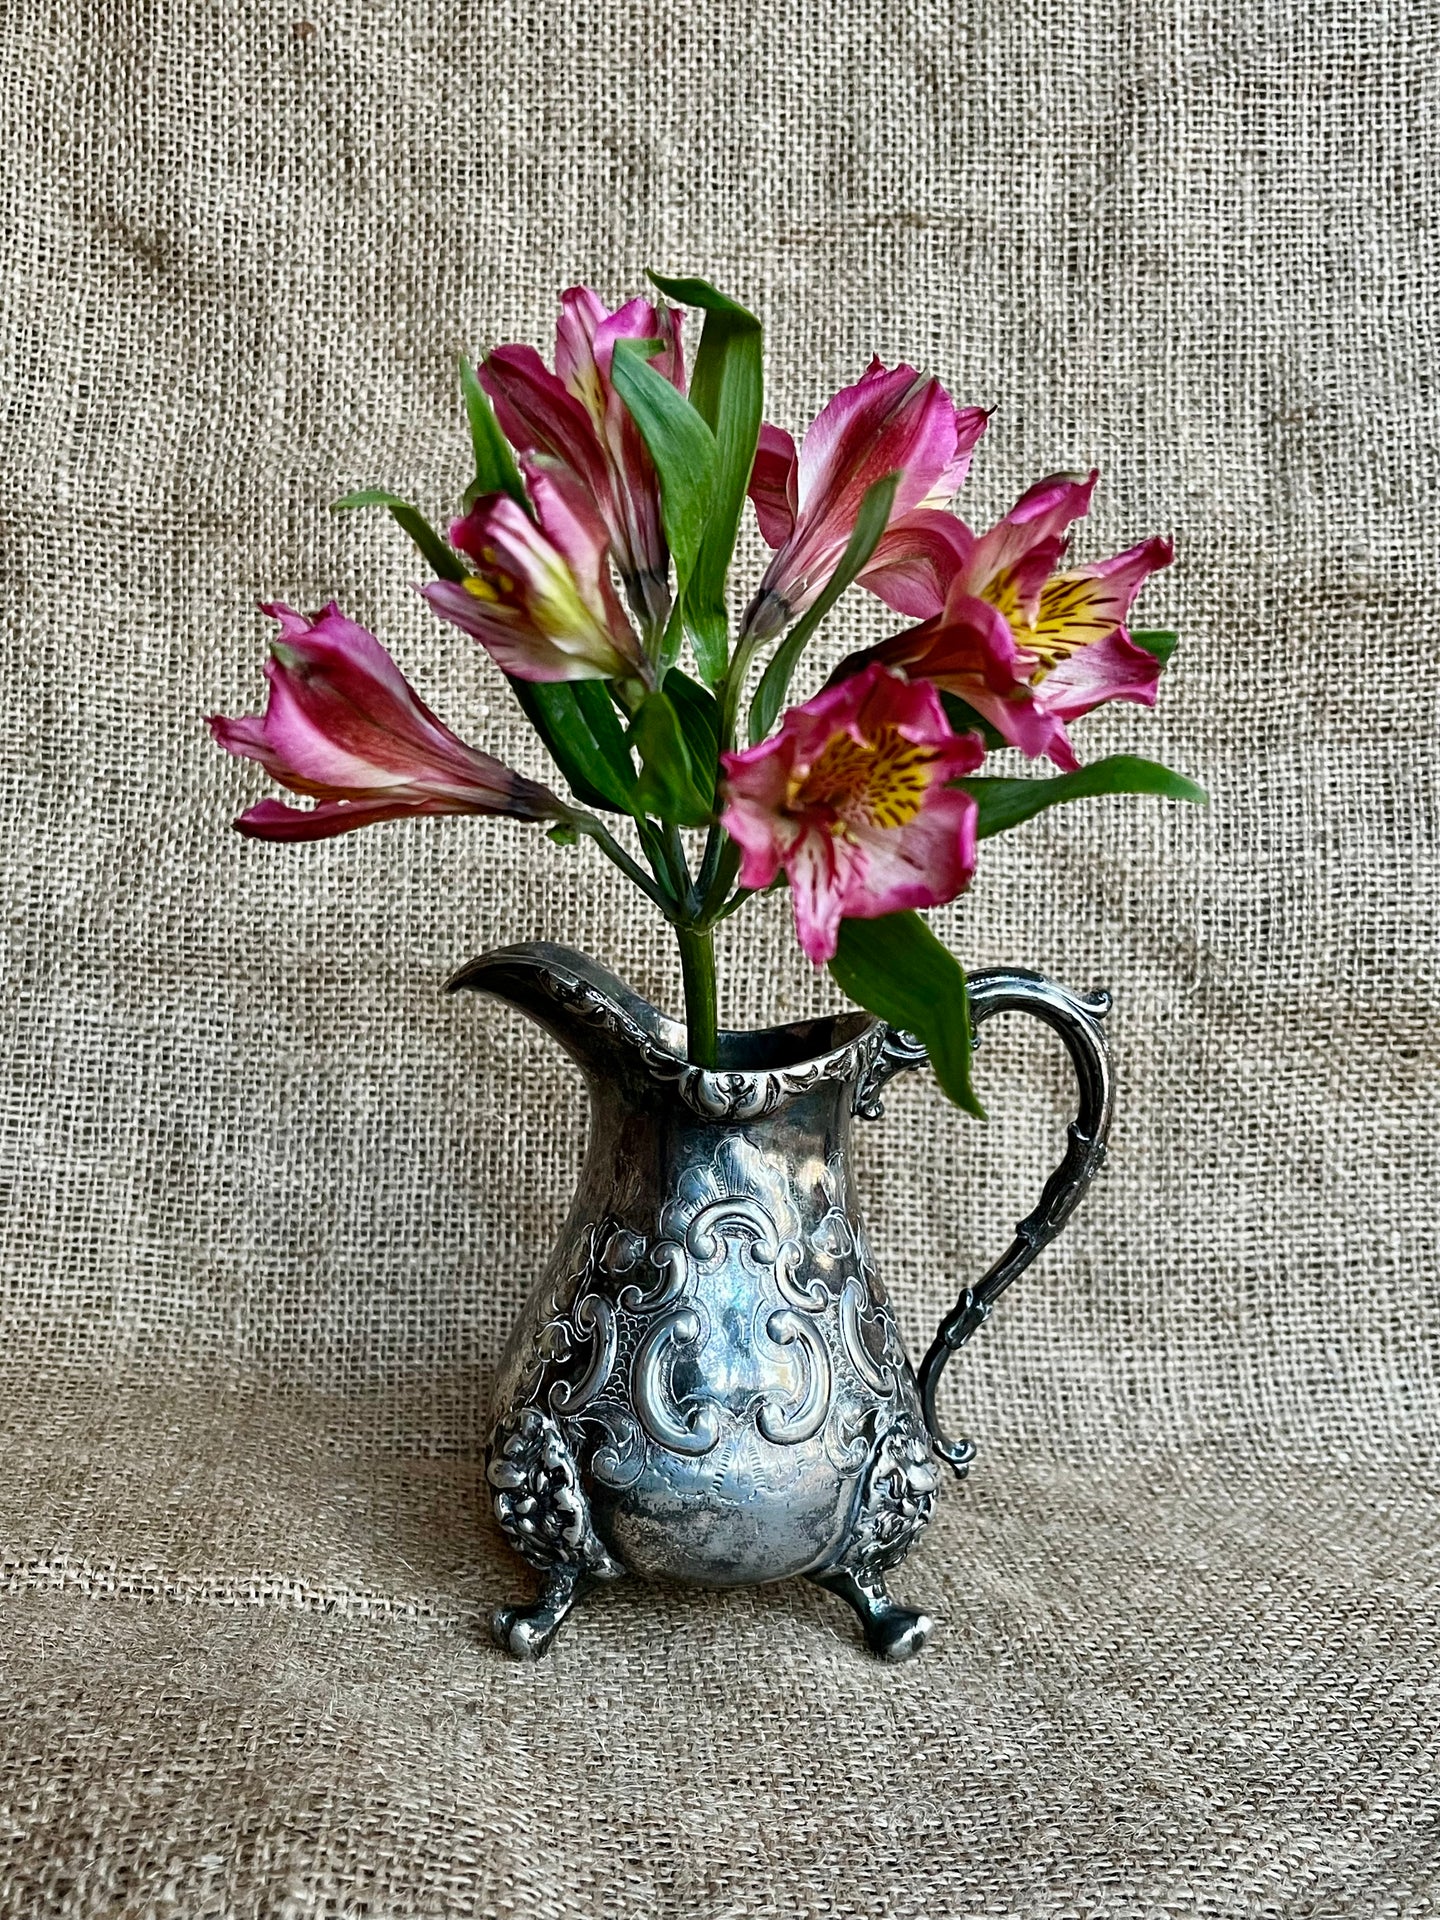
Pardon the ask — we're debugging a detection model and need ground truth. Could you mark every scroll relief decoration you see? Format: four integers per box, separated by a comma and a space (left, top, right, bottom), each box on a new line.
488, 1135, 930, 1571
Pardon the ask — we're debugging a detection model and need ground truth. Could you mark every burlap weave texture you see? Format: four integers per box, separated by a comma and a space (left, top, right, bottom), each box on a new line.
2, 0, 1437, 1913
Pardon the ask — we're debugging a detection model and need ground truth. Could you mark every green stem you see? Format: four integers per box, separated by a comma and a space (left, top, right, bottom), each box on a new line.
714, 886, 757, 923
571, 814, 676, 918
717, 633, 762, 752
676, 923, 718, 1067
663, 823, 696, 912
693, 631, 764, 916
695, 837, 742, 927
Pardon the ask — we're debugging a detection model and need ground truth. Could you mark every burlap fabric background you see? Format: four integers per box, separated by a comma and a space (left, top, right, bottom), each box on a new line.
3, 0, 1437, 1913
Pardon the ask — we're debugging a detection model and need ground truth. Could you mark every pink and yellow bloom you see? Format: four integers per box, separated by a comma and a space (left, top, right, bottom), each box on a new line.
480, 288, 685, 638
743, 359, 989, 642
853, 472, 1173, 771
208, 603, 562, 841
719, 664, 983, 966
423, 462, 648, 684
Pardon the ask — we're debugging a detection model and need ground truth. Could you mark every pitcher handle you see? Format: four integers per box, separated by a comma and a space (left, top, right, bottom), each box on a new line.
858, 968, 1114, 1477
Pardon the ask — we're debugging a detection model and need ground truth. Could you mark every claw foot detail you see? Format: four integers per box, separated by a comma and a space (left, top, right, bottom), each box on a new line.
491, 1566, 584, 1661
808, 1402, 940, 1659
810, 1564, 933, 1663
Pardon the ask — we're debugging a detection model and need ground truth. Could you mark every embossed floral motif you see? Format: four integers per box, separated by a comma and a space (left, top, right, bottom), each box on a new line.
487, 1407, 621, 1577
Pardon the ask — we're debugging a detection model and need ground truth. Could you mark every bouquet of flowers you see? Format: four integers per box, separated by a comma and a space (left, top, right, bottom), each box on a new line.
211, 275, 1202, 1112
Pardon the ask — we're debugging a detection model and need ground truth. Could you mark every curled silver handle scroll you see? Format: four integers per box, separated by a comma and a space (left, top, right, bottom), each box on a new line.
859, 969, 1114, 1477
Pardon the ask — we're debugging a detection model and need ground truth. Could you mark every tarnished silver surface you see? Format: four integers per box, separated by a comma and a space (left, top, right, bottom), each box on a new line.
449, 941, 1113, 1663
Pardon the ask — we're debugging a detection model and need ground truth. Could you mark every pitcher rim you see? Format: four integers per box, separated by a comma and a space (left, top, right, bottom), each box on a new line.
449, 941, 890, 1114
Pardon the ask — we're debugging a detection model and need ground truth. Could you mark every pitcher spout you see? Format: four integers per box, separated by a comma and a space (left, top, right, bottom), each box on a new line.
446, 941, 684, 1085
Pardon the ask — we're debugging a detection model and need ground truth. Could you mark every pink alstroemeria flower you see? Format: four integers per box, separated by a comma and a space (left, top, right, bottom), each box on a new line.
855, 473, 1174, 771
719, 664, 983, 966
423, 462, 649, 684
208, 603, 563, 842
480, 288, 685, 637
742, 359, 989, 642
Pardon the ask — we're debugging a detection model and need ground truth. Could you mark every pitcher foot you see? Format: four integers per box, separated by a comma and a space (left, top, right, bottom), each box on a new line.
810, 1565, 933, 1663
492, 1564, 585, 1661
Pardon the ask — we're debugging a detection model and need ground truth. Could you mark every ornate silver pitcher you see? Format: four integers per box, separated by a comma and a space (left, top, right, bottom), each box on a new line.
452, 941, 1112, 1663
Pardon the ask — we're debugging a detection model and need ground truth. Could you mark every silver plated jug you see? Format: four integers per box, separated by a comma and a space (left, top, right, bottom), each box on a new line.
452, 941, 1112, 1663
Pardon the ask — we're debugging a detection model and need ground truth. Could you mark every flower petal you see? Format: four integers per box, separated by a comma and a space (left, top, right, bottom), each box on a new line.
786, 824, 855, 965
845, 786, 978, 920
1034, 628, 1163, 723
916, 404, 991, 506
235, 794, 479, 841
857, 509, 976, 619
478, 345, 609, 502
210, 605, 562, 830
434, 464, 645, 682
967, 470, 1098, 596
747, 422, 800, 547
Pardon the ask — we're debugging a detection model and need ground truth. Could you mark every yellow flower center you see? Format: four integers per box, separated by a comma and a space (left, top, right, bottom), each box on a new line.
984, 571, 1115, 680
792, 726, 937, 835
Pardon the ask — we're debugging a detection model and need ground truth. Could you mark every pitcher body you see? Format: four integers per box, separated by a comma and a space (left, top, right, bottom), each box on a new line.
455, 942, 1112, 1662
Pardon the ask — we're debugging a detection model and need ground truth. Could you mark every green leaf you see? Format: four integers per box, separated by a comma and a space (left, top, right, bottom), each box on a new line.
332, 489, 465, 583
610, 338, 719, 602
627, 689, 714, 828
649, 273, 764, 687
748, 471, 900, 745
458, 357, 528, 511
957, 754, 1208, 840
656, 599, 687, 678
572, 679, 639, 792
1130, 628, 1179, 667
829, 911, 983, 1117
508, 680, 636, 815
662, 668, 721, 809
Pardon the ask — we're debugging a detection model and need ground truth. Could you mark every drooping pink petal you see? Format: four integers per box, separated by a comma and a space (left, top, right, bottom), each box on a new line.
427, 462, 647, 683
747, 423, 800, 547
742, 361, 988, 639
234, 794, 487, 842
1034, 629, 1163, 723
210, 604, 563, 838
856, 509, 976, 620
784, 823, 855, 966
719, 663, 983, 966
